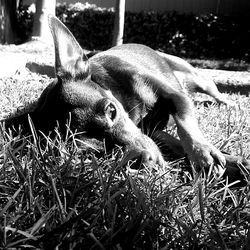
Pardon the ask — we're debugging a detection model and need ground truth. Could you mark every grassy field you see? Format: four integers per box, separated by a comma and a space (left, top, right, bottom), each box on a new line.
0, 63, 250, 249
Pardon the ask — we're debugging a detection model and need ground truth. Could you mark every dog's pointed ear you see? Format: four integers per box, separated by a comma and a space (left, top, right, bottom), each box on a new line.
48, 14, 89, 78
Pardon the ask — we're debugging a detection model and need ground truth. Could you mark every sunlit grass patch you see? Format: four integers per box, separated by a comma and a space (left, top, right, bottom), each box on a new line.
0, 72, 51, 120
0, 69, 250, 248
195, 93, 250, 158
1, 124, 250, 249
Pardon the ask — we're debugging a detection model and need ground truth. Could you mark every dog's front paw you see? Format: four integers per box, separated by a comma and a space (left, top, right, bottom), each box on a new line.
188, 142, 226, 174
121, 147, 165, 169
222, 154, 250, 186
141, 149, 165, 167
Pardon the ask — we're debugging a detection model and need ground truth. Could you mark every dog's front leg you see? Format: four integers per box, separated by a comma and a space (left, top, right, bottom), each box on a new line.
169, 93, 226, 172
176, 113, 225, 172
153, 130, 250, 185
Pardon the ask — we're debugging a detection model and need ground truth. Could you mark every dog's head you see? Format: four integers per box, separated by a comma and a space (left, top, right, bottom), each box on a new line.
31, 15, 164, 166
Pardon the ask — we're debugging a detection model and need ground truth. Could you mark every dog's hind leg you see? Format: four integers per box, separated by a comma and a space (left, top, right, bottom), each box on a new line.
156, 51, 230, 105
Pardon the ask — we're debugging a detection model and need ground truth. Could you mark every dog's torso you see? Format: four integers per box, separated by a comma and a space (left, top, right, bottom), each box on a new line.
89, 44, 183, 126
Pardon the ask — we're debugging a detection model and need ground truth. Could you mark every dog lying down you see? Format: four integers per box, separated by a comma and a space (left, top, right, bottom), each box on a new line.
2, 15, 249, 184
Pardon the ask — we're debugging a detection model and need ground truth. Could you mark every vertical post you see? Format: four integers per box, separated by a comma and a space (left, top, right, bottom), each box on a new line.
0, 0, 17, 44
216, 0, 221, 15
32, 0, 55, 43
112, 0, 125, 47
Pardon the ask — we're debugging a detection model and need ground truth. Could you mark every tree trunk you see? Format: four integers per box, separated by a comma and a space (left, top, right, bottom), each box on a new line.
112, 0, 125, 47
0, 0, 17, 44
32, 0, 55, 43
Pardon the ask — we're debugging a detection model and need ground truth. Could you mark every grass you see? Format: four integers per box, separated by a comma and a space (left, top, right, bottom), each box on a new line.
0, 71, 250, 249
188, 58, 250, 72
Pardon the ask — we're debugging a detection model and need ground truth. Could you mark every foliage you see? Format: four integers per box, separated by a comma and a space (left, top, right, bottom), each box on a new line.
56, 3, 115, 52
16, 4, 34, 44
16, 2, 250, 62
55, 3, 250, 61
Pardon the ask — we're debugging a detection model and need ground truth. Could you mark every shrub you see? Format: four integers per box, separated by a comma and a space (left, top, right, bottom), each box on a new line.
16, 4, 34, 43
16, 2, 250, 61
55, 3, 250, 62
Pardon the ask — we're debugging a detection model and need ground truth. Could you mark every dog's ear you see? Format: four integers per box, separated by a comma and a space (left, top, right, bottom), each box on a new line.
48, 14, 89, 78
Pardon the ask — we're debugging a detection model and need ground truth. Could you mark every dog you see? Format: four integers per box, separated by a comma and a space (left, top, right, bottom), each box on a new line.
3, 15, 249, 182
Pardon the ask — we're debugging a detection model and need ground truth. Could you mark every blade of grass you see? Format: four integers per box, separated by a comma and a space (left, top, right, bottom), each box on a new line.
198, 181, 205, 221
0, 185, 23, 217
30, 205, 57, 235
5, 226, 37, 241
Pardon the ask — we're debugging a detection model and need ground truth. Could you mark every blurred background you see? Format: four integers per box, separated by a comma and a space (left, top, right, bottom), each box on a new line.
0, 0, 249, 67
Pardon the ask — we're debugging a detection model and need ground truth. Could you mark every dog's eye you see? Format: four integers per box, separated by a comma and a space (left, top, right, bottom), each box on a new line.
105, 103, 116, 121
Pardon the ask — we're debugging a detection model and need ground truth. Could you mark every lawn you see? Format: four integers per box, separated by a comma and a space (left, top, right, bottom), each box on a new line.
0, 44, 250, 249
